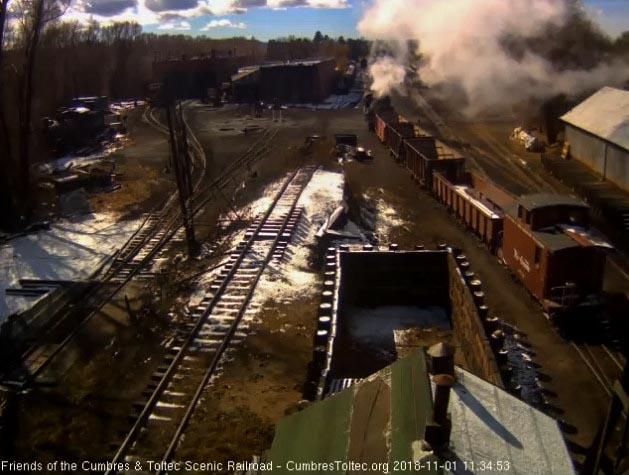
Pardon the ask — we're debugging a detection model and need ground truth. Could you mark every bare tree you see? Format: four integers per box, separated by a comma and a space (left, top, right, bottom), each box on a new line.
0, 0, 10, 152
13, 0, 69, 220
0, 0, 18, 228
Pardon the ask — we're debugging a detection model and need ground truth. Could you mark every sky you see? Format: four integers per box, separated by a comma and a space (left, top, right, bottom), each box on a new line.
62, 0, 629, 40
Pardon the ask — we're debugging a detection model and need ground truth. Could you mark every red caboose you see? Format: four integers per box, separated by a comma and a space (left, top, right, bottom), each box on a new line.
501, 194, 606, 312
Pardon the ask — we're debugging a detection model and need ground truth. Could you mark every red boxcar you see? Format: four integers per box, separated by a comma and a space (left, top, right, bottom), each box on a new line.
501, 193, 606, 310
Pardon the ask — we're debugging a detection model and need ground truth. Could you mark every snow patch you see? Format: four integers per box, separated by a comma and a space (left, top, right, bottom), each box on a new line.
0, 213, 141, 320
362, 189, 407, 242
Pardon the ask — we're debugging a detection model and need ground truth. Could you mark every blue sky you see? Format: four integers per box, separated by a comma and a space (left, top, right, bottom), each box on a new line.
192, 5, 363, 40
585, 0, 629, 38
64, 0, 628, 40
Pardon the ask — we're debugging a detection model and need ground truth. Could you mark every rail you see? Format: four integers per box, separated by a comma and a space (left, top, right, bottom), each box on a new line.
106, 166, 317, 474
6, 103, 278, 386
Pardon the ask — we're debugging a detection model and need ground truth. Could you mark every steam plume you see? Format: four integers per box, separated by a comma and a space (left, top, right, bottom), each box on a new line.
358, 0, 628, 115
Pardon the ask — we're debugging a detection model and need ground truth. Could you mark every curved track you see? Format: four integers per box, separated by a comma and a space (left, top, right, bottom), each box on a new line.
106, 166, 317, 475
6, 103, 278, 386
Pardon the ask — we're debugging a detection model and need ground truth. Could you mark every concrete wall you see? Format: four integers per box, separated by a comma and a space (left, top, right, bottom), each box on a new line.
448, 255, 503, 388
566, 125, 629, 193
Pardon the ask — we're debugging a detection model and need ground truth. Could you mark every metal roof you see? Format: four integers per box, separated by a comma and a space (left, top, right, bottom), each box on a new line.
231, 68, 259, 83
532, 230, 581, 252
448, 368, 575, 474
268, 350, 432, 473
260, 57, 333, 68
518, 193, 587, 211
560, 86, 629, 151
266, 349, 574, 474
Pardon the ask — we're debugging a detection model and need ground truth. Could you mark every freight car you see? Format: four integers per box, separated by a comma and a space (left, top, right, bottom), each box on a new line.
433, 172, 503, 253
374, 109, 399, 142
386, 122, 417, 160
501, 194, 606, 311
404, 137, 465, 187
367, 106, 609, 316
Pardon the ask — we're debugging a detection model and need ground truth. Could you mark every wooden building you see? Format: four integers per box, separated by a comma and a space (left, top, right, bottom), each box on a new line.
154, 54, 254, 100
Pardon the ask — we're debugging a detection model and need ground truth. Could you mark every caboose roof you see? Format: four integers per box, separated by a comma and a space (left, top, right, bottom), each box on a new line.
517, 193, 588, 211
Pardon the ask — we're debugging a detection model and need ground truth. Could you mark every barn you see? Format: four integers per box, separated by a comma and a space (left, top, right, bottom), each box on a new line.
560, 87, 629, 193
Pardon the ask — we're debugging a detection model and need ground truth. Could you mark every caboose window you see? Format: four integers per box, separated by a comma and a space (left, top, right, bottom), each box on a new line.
534, 246, 541, 265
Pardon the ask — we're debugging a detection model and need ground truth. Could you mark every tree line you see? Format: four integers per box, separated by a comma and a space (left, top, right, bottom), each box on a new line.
0, 1, 368, 230
267, 31, 369, 70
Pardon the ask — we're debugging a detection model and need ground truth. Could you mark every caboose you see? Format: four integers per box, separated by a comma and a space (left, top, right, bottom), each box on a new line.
501, 193, 606, 313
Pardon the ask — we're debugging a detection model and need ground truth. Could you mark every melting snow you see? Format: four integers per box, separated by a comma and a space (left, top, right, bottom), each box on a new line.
0, 213, 141, 320
361, 189, 407, 243
186, 169, 345, 336
346, 305, 450, 347
249, 169, 345, 307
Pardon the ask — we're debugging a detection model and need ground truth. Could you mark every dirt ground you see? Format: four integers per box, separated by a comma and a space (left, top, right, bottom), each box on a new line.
177, 104, 612, 471
89, 109, 175, 218
9, 99, 625, 473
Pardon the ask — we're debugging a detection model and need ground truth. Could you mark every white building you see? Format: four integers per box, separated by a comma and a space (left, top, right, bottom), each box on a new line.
561, 87, 629, 193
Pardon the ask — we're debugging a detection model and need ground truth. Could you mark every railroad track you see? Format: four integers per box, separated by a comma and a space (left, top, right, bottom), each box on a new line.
143, 106, 169, 135
106, 166, 317, 475
4, 104, 205, 384
572, 342, 626, 397
408, 89, 550, 195
469, 123, 550, 193
6, 103, 278, 386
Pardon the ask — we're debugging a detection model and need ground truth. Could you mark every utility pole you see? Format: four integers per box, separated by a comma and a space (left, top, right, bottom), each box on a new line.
586, 365, 629, 474
165, 101, 200, 258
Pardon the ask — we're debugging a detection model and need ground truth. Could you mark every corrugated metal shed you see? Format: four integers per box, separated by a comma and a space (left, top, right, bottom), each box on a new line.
560, 87, 629, 152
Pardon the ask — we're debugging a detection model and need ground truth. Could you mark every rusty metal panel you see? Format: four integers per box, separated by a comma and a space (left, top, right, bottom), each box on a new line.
546, 247, 606, 297
375, 111, 399, 143
479, 214, 486, 239
469, 171, 516, 209
387, 123, 416, 159
502, 216, 548, 301
471, 207, 478, 234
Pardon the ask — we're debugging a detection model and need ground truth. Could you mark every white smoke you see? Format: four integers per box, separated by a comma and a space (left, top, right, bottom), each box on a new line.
359, 0, 628, 115
369, 56, 406, 98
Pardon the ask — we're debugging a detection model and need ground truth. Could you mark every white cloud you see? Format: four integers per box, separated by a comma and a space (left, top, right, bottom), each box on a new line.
305, 0, 349, 8
157, 20, 192, 30
201, 18, 247, 29
266, 0, 348, 8
62, 0, 349, 28
63, 0, 161, 26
